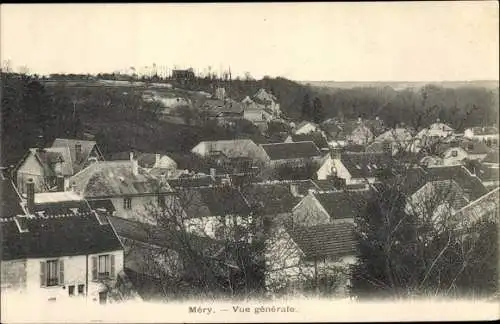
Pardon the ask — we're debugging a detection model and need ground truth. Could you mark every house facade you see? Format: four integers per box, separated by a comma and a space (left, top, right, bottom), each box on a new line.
464, 126, 499, 146
260, 141, 324, 168
1, 182, 124, 304
191, 139, 267, 162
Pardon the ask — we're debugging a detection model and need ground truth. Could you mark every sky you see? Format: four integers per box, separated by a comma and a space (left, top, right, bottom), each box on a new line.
1, 2, 498, 81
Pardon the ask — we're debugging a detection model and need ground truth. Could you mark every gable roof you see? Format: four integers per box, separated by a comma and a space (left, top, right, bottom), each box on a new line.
240, 182, 302, 215
25, 147, 73, 177
70, 161, 171, 198
289, 132, 329, 150
167, 175, 216, 189
51, 138, 99, 173
192, 139, 263, 160
425, 165, 488, 200
180, 186, 250, 219
374, 128, 413, 143
253, 88, 277, 104
469, 126, 499, 136
340, 152, 392, 178
452, 187, 499, 226
312, 189, 372, 220
1, 209, 122, 261
286, 222, 355, 260
260, 141, 322, 160
410, 180, 470, 212
459, 140, 491, 155
477, 165, 500, 183
482, 150, 499, 164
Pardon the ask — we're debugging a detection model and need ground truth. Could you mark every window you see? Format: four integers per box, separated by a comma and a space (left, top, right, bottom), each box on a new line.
451, 150, 458, 157
40, 259, 64, 287
68, 285, 75, 296
78, 284, 85, 295
123, 198, 132, 209
157, 195, 165, 207
92, 254, 115, 280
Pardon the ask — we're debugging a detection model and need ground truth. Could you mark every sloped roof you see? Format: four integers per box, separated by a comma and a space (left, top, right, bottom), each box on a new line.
252, 88, 277, 104
167, 175, 216, 189
193, 139, 263, 160
425, 165, 488, 200
459, 140, 491, 155
340, 152, 392, 178
313, 190, 372, 220
201, 98, 244, 113
70, 161, 171, 198
482, 150, 499, 164
51, 138, 98, 173
411, 180, 470, 211
180, 186, 250, 219
470, 126, 498, 136
260, 141, 322, 160
452, 187, 499, 226
374, 128, 413, 143
1, 209, 122, 261
27, 147, 73, 177
0, 178, 23, 218
289, 132, 329, 150
477, 165, 500, 183
240, 182, 302, 215
286, 222, 355, 259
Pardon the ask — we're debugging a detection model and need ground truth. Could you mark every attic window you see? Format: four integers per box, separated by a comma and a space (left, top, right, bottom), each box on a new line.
15, 215, 29, 233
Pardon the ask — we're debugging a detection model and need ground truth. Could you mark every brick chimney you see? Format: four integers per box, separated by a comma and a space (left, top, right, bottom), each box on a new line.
26, 178, 35, 213
130, 152, 138, 176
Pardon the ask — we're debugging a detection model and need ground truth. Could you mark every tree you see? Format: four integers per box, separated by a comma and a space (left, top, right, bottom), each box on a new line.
349, 158, 498, 299
312, 97, 325, 124
301, 93, 312, 121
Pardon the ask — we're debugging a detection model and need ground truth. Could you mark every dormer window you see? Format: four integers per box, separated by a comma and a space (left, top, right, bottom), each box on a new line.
451, 150, 458, 157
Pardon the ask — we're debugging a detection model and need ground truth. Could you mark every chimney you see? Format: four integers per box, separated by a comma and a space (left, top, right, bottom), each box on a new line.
375, 116, 380, 121
130, 152, 138, 176
155, 153, 161, 168
26, 178, 35, 213
75, 143, 82, 162
56, 176, 65, 192
290, 183, 301, 197
210, 168, 216, 180
357, 116, 362, 124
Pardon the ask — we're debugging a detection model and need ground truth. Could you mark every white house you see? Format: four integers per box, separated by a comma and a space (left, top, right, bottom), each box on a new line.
294, 121, 320, 135
464, 126, 499, 145
191, 139, 267, 162
0, 182, 124, 305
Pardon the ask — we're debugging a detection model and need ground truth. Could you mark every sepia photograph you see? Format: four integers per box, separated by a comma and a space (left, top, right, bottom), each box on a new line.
0, 2, 499, 322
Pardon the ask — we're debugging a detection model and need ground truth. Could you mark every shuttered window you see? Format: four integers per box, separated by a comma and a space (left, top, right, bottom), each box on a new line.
92, 254, 116, 280
92, 256, 98, 281
40, 260, 61, 287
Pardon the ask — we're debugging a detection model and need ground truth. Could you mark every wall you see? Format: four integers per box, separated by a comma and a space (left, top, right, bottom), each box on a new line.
191, 142, 208, 156
317, 156, 334, 180
17, 154, 45, 194
292, 195, 330, 226
24, 249, 123, 303
110, 196, 158, 224
183, 214, 252, 241
1, 259, 27, 292
442, 148, 468, 166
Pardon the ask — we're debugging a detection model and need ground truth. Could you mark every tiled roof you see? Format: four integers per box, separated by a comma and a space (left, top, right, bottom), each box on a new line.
240, 182, 302, 215
459, 140, 491, 155
51, 138, 98, 173
452, 187, 499, 226
425, 165, 488, 200
260, 141, 322, 160
1, 210, 122, 261
286, 222, 355, 259
482, 150, 499, 164
470, 126, 498, 135
70, 161, 171, 198
340, 152, 392, 178
181, 186, 250, 219
289, 132, 329, 150
313, 190, 372, 220
167, 175, 216, 189
0, 178, 24, 218
477, 165, 500, 183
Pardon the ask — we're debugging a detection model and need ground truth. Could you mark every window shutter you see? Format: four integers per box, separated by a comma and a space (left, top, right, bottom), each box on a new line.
59, 260, 65, 285
92, 256, 97, 281
110, 255, 115, 278
40, 261, 46, 287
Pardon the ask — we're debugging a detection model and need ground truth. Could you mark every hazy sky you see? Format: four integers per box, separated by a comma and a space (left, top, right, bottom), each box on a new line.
1, 3, 498, 81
